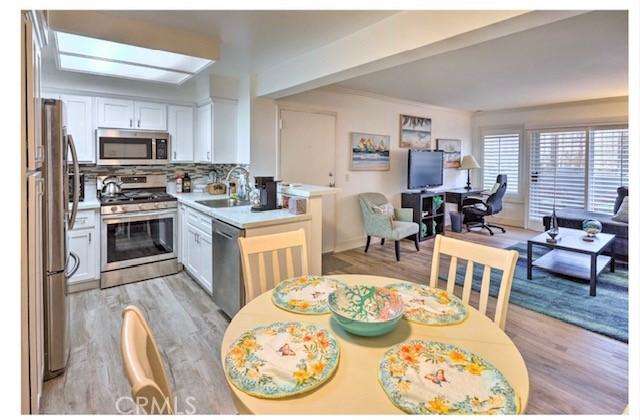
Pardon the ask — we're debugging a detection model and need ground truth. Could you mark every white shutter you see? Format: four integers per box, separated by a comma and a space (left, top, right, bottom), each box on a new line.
588, 127, 628, 214
529, 129, 587, 222
482, 133, 519, 194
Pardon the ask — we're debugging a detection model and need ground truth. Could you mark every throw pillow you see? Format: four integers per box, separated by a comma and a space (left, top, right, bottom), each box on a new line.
372, 202, 395, 219
611, 196, 628, 223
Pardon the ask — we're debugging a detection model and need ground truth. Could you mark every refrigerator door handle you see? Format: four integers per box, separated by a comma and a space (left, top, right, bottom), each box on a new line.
65, 252, 80, 278
67, 134, 80, 230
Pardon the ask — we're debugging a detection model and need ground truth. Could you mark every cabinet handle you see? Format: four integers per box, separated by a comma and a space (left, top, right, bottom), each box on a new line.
173, 151, 177, 159
88, 232, 91, 243
129, 118, 133, 127
207, 151, 210, 160
137, 119, 140, 128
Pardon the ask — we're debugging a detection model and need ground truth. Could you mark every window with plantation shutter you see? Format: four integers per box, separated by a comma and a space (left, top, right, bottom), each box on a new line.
482, 133, 520, 194
588, 127, 628, 214
529, 129, 587, 222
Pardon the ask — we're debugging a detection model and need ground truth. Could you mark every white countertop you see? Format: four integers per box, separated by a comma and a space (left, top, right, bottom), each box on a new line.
169, 189, 311, 229
279, 184, 340, 197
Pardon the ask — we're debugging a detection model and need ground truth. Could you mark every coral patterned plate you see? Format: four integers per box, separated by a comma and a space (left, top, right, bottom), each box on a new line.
224, 321, 340, 399
385, 283, 468, 326
379, 340, 519, 414
272, 276, 347, 314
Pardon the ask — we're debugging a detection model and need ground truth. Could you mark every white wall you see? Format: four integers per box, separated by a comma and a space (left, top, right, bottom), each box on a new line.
471, 97, 629, 229
251, 87, 472, 251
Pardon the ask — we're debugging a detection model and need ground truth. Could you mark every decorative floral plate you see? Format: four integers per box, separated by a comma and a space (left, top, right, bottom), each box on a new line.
385, 283, 468, 326
272, 276, 347, 314
379, 340, 519, 414
224, 321, 340, 399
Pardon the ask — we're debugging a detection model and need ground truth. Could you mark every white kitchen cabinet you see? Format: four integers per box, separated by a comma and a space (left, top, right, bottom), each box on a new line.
67, 209, 100, 286
97, 97, 135, 129
97, 98, 166, 130
196, 102, 213, 163
168, 105, 194, 162
183, 206, 213, 293
177, 204, 188, 263
67, 229, 97, 282
134, 101, 167, 130
60, 94, 95, 163
213, 99, 238, 164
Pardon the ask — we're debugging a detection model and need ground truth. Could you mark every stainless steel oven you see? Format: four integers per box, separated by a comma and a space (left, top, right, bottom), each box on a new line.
101, 206, 178, 287
96, 129, 169, 165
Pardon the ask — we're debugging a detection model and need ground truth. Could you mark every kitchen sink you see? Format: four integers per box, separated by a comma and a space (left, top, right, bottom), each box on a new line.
195, 198, 251, 208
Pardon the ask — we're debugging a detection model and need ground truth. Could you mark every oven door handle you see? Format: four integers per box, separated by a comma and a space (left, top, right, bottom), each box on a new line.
101, 209, 177, 224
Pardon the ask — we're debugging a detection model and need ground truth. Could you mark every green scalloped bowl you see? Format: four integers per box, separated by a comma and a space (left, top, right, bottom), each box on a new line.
328, 285, 404, 337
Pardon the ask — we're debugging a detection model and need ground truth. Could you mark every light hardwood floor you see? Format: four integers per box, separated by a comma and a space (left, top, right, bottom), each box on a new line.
41, 227, 628, 414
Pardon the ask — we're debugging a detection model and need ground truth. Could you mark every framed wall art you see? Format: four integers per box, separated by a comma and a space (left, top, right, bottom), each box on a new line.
399, 114, 431, 149
350, 132, 390, 171
437, 138, 462, 168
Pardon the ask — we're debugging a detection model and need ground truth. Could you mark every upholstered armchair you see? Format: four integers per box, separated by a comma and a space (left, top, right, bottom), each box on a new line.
358, 193, 420, 261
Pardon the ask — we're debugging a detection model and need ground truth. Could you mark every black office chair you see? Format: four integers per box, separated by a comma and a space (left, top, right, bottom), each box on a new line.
462, 174, 507, 236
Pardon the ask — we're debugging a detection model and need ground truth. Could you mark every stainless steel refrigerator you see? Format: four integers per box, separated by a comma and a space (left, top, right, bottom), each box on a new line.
41, 98, 80, 379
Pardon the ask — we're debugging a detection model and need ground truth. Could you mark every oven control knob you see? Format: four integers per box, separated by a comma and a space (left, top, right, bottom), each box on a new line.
110, 206, 118, 213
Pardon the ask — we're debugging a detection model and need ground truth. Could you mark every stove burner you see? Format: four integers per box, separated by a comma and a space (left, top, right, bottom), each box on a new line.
100, 190, 176, 205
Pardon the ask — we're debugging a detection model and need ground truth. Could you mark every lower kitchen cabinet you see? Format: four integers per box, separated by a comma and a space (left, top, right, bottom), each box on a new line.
184, 214, 213, 294
67, 209, 100, 287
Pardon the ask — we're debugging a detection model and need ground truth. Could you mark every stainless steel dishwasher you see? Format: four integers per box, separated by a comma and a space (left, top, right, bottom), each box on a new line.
212, 219, 245, 317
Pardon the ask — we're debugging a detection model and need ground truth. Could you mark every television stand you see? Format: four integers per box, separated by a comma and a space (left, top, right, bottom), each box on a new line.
401, 191, 446, 242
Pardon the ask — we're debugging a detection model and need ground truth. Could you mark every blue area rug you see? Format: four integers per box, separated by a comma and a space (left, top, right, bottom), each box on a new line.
446, 242, 628, 342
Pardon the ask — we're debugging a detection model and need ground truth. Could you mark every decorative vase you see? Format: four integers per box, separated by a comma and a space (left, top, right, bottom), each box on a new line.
582, 219, 602, 241
546, 206, 560, 243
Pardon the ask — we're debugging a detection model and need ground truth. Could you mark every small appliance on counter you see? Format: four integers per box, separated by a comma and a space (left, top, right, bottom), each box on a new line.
251, 176, 281, 212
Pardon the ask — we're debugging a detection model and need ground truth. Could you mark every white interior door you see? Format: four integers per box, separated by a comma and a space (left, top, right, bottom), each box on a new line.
279, 109, 336, 253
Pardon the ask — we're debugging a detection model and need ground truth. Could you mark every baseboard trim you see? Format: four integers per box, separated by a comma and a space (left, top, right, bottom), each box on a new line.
68, 279, 100, 293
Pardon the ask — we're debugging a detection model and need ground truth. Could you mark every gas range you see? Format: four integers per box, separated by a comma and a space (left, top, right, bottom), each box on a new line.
97, 175, 177, 215
97, 173, 179, 288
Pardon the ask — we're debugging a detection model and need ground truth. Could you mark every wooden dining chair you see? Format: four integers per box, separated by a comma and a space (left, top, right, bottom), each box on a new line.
120, 305, 174, 415
238, 229, 309, 303
429, 235, 519, 330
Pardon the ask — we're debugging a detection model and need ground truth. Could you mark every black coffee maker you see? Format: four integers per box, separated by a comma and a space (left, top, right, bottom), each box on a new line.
251, 176, 280, 212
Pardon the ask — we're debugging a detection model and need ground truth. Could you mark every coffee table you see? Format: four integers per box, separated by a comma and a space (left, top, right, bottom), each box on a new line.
527, 227, 616, 296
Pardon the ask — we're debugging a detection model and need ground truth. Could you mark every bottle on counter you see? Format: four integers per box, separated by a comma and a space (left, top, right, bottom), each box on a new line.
183, 173, 192, 193
176, 175, 183, 193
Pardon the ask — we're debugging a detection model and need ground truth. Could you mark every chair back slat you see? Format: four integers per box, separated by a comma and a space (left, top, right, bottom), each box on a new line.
120, 305, 174, 415
285, 247, 295, 278
478, 265, 492, 315
429, 235, 518, 329
446, 256, 458, 294
462, 260, 474, 304
239, 229, 309, 303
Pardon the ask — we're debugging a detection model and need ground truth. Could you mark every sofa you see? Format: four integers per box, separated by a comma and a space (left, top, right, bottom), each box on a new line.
542, 187, 628, 260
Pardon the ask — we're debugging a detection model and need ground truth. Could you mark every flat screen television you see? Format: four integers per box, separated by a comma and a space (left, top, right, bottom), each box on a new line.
407, 149, 444, 190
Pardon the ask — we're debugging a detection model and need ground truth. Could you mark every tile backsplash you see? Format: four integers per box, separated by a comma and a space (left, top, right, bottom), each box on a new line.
79, 163, 247, 184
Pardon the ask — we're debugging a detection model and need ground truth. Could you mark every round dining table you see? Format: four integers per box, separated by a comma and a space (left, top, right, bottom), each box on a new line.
220, 274, 530, 414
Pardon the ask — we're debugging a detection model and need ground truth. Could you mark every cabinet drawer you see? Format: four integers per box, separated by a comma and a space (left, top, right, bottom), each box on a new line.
72, 210, 97, 229
186, 206, 212, 233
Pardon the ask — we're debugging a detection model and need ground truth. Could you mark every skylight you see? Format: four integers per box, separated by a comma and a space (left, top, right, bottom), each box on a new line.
54, 31, 214, 84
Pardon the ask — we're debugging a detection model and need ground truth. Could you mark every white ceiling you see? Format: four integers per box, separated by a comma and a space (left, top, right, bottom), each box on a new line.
335, 11, 628, 111
102, 10, 396, 76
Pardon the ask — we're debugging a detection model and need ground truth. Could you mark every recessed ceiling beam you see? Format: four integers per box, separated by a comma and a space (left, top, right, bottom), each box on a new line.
256, 10, 589, 98
47, 10, 219, 61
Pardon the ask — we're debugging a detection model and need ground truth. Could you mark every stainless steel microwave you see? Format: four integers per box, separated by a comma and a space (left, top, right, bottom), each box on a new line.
96, 129, 170, 165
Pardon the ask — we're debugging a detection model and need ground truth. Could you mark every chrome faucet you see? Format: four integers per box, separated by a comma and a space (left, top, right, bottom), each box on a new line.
225, 165, 252, 201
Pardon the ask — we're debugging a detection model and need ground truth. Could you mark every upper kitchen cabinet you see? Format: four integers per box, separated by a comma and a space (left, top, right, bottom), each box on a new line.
196, 99, 239, 164
97, 98, 166, 130
196, 102, 213, 163
96, 97, 134, 128
60, 94, 95, 163
134, 101, 167, 130
168, 105, 194, 162
213, 99, 239, 164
